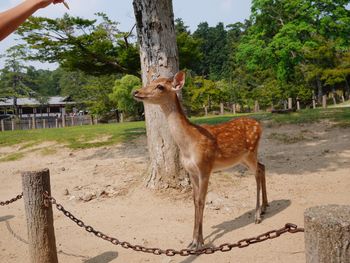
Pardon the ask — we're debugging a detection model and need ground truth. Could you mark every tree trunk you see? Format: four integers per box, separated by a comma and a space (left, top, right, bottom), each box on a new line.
133, 0, 186, 189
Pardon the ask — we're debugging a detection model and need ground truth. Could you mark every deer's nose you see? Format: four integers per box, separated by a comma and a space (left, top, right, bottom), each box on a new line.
132, 90, 139, 96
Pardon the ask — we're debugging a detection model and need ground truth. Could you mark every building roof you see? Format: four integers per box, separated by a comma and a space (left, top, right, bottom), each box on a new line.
0, 96, 73, 107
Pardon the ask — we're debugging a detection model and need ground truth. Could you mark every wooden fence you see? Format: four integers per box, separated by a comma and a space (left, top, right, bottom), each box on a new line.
204, 95, 349, 116
0, 115, 95, 132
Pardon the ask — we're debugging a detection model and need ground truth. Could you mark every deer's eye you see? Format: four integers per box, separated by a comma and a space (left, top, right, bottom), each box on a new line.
156, 85, 165, 91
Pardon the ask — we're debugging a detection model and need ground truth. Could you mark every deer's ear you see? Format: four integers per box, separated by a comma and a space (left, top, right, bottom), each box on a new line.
172, 71, 186, 91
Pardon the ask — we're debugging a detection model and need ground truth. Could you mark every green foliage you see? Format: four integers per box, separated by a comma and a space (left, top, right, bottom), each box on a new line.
110, 75, 143, 117
16, 13, 140, 76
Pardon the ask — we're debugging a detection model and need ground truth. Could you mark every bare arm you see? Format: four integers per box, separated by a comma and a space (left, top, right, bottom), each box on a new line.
0, 0, 64, 41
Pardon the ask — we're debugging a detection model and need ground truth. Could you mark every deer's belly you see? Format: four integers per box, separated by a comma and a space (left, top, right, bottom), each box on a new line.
212, 156, 244, 172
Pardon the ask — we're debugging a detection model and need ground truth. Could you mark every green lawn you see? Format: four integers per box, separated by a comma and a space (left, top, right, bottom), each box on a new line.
193, 107, 350, 126
0, 121, 146, 149
0, 107, 349, 150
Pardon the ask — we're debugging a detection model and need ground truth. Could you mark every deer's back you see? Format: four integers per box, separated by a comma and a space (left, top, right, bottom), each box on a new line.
203, 117, 262, 161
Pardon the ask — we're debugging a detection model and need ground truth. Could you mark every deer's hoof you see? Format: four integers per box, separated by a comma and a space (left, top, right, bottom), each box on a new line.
187, 240, 204, 251
255, 217, 262, 224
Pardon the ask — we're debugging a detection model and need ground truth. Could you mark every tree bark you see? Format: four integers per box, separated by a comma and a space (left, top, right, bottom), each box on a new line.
133, 0, 186, 189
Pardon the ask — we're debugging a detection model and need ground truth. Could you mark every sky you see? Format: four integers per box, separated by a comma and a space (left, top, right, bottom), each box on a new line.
0, 0, 252, 70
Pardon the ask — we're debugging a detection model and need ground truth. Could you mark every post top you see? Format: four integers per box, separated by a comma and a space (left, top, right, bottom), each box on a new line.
305, 205, 350, 226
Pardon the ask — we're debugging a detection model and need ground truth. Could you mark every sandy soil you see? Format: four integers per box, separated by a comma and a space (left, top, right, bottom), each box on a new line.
1, 121, 349, 263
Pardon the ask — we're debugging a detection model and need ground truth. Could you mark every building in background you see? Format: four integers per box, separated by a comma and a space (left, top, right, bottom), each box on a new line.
0, 96, 75, 119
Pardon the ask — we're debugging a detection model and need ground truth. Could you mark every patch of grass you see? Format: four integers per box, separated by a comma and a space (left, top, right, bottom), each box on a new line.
0, 152, 25, 162
0, 108, 349, 150
40, 148, 57, 156
268, 132, 308, 144
0, 122, 146, 149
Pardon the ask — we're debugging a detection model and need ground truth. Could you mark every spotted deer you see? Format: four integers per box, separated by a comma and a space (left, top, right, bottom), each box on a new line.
133, 71, 268, 250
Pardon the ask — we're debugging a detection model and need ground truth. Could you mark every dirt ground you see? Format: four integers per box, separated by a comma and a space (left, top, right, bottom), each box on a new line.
1, 121, 349, 263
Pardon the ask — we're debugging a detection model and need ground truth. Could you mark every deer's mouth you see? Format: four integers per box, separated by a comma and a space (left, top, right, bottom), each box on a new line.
133, 94, 149, 101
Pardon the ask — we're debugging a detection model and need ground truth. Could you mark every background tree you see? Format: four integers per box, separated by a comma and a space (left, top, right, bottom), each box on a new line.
110, 75, 143, 118
16, 13, 140, 76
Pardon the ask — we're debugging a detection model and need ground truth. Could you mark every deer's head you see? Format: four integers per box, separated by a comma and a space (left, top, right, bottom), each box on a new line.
133, 71, 185, 105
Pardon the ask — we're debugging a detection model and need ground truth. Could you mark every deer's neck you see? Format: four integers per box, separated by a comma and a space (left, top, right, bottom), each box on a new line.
160, 96, 194, 150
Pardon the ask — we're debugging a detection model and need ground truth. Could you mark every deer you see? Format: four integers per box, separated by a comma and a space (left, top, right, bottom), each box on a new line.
133, 71, 268, 250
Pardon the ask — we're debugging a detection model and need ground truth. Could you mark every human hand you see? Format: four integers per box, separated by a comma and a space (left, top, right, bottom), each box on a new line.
27, 0, 65, 9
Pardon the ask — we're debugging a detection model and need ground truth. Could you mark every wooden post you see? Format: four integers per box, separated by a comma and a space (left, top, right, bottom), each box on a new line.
305, 205, 350, 263
1, 119, 4, 132
288, 97, 293, 109
43, 119, 46, 129
90, 115, 94, 125
220, 103, 224, 115
322, 95, 327, 109
232, 103, 236, 114
21, 169, 58, 263
55, 118, 58, 128
204, 106, 208, 116
71, 116, 74, 126
120, 113, 124, 123
341, 95, 345, 103
296, 98, 300, 111
62, 115, 66, 128
11, 119, 15, 131
312, 98, 316, 109
32, 116, 36, 129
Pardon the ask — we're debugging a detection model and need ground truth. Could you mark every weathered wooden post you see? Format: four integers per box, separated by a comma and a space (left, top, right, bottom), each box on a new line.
1, 119, 4, 132
220, 103, 224, 115
341, 95, 345, 103
304, 205, 350, 263
62, 115, 66, 128
43, 119, 46, 129
288, 97, 293, 109
296, 97, 300, 111
32, 116, 36, 129
204, 106, 208, 116
90, 115, 94, 125
55, 118, 58, 128
312, 97, 316, 109
322, 95, 327, 109
21, 169, 58, 263
11, 119, 15, 131
120, 112, 124, 123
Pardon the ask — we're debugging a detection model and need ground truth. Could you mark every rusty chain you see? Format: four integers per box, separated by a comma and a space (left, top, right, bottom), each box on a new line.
0, 193, 23, 206
43, 191, 304, 257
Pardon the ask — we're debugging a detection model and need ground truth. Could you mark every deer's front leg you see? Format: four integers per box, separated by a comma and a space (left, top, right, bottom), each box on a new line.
188, 173, 209, 250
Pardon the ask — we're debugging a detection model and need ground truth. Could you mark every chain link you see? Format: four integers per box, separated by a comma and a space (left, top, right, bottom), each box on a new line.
43, 191, 305, 257
0, 193, 23, 206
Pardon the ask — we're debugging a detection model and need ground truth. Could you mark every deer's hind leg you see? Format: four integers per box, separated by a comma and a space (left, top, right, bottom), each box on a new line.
242, 153, 263, 224
258, 162, 268, 213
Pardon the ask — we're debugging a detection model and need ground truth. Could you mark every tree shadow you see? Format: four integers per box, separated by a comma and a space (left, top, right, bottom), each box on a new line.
0, 215, 14, 222
260, 125, 350, 175
83, 251, 118, 263
0, 216, 29, 244
205, 199, 291, 245
179, 199, 291, 263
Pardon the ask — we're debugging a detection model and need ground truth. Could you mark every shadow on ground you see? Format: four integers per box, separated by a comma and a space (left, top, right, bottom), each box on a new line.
179, 199, 291, 263
0, 215, 14, 222
83, 251, 118, 263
